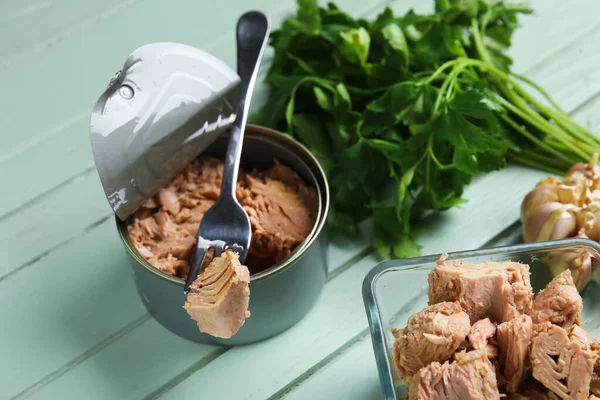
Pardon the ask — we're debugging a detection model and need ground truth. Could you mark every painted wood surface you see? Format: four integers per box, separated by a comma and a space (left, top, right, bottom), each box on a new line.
1, 0, 599, 399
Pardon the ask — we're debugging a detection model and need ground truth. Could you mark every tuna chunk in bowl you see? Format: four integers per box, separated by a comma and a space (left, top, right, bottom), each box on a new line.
363, 238, 600, 400
117, 124, 329, 346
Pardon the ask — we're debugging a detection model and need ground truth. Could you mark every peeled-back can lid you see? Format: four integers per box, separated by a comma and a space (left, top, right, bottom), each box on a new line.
90, 42, 241, 221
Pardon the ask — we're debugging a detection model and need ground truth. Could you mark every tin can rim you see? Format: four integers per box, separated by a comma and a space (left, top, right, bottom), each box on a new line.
116, 123, 330, 285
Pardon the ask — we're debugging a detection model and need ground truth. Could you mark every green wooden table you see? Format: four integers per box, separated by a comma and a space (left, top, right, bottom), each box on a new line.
2, 0, 599, 398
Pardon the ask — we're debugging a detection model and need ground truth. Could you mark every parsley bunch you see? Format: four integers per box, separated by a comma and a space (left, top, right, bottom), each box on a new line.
251, 0, 600, 258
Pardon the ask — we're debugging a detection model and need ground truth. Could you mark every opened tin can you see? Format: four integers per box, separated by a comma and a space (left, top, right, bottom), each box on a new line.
117, 125, 329, 345
90, 43, 329, 345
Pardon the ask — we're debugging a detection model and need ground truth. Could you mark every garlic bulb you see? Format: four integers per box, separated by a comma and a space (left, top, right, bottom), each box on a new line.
521, 153, 600, 290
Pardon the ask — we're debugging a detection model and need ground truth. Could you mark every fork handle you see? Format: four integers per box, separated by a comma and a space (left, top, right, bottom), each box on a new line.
220, 12, 270, 198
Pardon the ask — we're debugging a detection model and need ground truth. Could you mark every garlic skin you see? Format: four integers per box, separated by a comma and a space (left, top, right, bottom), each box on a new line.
575, 203, 600, 242
564, 153, 600, 182
521, 153, 600, 290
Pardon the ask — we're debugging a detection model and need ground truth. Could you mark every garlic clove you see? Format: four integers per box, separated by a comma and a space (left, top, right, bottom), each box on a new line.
522, 202, 577, 242
521, 185, 560, 221
556, 183, 584, 206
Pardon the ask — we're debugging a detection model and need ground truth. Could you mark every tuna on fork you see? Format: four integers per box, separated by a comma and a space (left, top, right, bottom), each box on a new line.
497, 314, 534, 392
530, 270, 583, 332
184, 251, 251, 338
408, 349, 501, 400
530, 322, 598, 400
392, 302, 471, 384
428, 254, 533, 324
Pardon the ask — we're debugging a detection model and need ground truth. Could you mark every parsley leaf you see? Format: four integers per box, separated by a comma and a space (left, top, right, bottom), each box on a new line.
253, 0, 600, 261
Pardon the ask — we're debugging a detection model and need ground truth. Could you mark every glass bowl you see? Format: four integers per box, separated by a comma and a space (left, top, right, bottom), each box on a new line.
362, 238, 600, 400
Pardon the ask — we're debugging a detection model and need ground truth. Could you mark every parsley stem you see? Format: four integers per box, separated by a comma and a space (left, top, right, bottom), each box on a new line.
515, 150, 571, 171
433, 59, 473, 116
467, 59, 600, 149
425, 135, 433, 190
468, 18, 593, 160
510, 72, 566, 114
507, 151, 566, 176
499, 114, 574, 165
470, 19, 492, 65
506, 89, 593, 157
422, 59, 461, 85
514, 91, 600, 148
492, 93, 590, 159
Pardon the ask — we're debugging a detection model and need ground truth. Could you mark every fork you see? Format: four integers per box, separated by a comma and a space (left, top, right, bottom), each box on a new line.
183, 11, 270, 294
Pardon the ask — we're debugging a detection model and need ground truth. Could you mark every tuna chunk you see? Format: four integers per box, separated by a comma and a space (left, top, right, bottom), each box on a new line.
392, 302, 471, 383
468, 318, 498, 357
497, 314, 534, 392
129, 211, 195, 277
530, 270, 583, 332
240, 162, 319, 271
428, 254, 533, 323
158, 187, 181, 215
184, 251, 251, 339
530, 322, 598, 400
586, 339, 600, 397
408, 349, 500, 400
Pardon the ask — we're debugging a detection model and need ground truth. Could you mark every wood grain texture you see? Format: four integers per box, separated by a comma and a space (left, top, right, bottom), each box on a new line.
284, 335, 381, 400
0, 0, 398, 218
0, 0, 131, 61
22, 318, 220, 400
1, 0, 600, 398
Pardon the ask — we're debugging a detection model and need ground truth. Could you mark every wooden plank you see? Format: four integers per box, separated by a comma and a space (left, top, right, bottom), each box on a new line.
0, 219, 151, 399
283, 335, 381, 400
523, 26, 600, 114
0, 170, 110, 280
281, 82, 600, 400
21, 318, 220, 400
0, 0, 132, 61
3, 0, 599, 399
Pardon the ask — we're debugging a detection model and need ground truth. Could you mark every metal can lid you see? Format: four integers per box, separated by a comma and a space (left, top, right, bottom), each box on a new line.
89, 42, 240, 221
